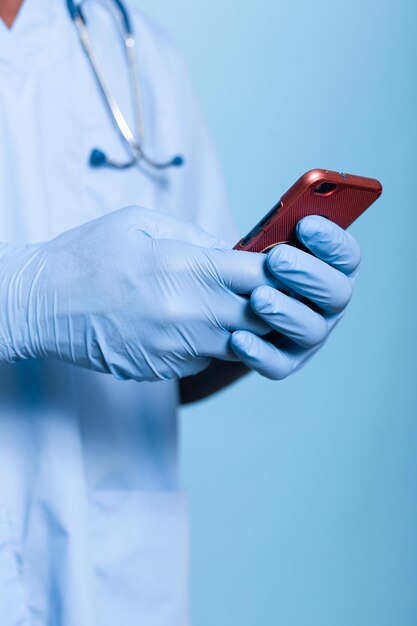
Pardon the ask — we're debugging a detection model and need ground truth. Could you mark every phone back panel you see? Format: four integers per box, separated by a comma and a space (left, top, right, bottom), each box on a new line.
234, 169, 382, 253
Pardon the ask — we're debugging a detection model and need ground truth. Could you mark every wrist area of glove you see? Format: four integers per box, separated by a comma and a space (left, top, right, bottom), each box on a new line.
0, 242, 47, 363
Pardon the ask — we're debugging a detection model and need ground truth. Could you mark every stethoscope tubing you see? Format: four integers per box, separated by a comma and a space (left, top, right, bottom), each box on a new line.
66, 0, 183, 170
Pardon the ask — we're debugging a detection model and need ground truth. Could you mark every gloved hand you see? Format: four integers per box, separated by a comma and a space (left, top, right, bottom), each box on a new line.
230, 215, 361, 379
0, 206, 275, 381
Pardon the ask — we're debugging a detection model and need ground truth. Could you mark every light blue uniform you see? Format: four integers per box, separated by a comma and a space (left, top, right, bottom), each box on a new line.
0, 1, 236, 624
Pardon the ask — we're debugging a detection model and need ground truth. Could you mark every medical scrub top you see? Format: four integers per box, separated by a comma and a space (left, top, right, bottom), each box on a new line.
0, 1, 236, 624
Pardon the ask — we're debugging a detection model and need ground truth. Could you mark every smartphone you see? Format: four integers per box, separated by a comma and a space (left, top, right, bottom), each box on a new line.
234, 169, 382, 253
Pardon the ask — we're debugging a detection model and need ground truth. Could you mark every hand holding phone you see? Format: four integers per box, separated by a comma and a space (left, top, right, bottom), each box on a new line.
229, 169, 382, 379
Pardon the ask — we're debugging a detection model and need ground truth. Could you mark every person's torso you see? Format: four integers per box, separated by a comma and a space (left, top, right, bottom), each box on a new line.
0, 2, 195, 624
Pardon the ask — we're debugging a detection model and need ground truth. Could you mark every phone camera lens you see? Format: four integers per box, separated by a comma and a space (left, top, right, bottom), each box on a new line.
313, 182, 338, 195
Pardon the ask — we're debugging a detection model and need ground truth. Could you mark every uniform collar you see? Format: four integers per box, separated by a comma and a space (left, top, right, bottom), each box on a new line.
0, 0, 61, 71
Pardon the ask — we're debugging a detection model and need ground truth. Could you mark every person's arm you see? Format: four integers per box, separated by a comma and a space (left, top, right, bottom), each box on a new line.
0, 207, 360, 392
0, 206, 273, 381
180, 215, 362, 404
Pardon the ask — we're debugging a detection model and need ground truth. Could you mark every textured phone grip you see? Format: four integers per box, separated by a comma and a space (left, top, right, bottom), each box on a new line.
234, 170, 382, 253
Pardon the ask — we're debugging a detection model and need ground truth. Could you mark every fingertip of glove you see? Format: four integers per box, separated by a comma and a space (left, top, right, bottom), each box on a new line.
267, 244, 292, 272
297, 215, 327, 240
250, 285, 273, 313
230, 330, 251, 354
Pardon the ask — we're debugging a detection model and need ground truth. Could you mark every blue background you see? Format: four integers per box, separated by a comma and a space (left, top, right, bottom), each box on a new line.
135, 1, 417, 624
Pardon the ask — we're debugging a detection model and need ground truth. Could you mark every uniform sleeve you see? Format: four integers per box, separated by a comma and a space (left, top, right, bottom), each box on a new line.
131, 9, 239, 243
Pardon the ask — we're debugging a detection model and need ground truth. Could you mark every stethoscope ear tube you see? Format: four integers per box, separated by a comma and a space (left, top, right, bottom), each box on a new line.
68, 0, 184, 171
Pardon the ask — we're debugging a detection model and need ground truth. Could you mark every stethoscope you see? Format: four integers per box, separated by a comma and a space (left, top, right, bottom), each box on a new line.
67, 0, 184, 170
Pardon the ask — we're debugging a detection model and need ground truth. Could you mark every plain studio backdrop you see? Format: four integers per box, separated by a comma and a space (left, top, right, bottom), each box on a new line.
134, 1, 416, 625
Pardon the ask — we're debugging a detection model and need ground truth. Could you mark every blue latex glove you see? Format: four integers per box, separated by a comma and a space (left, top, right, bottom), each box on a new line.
0, 206, 274, 381
230, 215, 361, 379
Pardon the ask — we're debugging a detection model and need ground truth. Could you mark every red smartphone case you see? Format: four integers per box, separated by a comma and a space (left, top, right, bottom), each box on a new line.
234, 169, 382, 253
